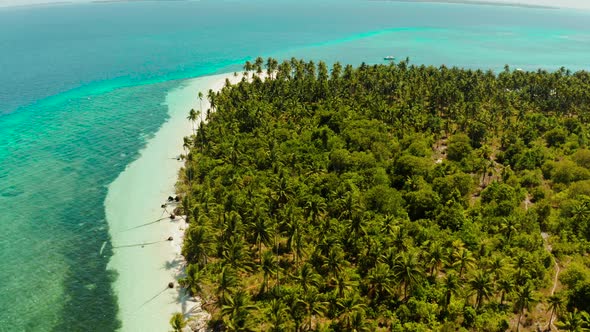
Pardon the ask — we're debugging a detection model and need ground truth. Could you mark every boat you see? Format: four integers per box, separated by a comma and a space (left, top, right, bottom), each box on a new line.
384, 55, 395, 61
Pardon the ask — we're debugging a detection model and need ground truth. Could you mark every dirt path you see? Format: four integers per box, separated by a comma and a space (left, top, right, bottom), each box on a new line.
541, 232, 560, 331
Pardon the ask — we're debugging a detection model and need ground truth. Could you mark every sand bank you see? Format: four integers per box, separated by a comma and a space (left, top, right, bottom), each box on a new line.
105, 72, 240, 332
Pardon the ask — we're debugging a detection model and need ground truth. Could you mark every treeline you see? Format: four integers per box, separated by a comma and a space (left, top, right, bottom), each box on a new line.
175, 58, 590, 331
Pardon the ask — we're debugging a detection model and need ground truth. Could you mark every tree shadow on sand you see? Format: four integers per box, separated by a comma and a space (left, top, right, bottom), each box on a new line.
164, 257, 184, 271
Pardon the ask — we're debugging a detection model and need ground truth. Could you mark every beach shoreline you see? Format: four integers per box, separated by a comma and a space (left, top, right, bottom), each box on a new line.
105, 72, 239, 332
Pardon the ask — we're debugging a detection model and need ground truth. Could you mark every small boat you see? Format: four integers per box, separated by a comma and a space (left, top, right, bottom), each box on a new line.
384, 55, 395, 61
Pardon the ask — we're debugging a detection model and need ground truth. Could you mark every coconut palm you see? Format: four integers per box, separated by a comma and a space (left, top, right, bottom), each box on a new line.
468, 269, 494, 310
488, 254, 509, 282
425, 241, 447, 278
392, 251, 424, 300
452, 248, 476, 278
169, 312, 186, 332
182, 226, 211, 267
222, 235, 248, 270
266, 57, 279, 79
187, 108, 199, 135
500, 216, 518, 242
348, 310, 372, 332
266, 299, 291, 332
547, 294, 564, 330
254, 57, 264, 76
304, 195, 327, 225
366, 262, 393, 301
260, 250, 277, 294
284, 213, 301, 254
292, 230, 306, 265
198, 91, 204, 119
179, 263, 203, 298
556, 309, 587, 332
303, 288, 327, 330
442, 272, 460, 313
221, 290, 257, 332
515, 282, 537, 332
322, 245, 346, 279
497, 276, 514, 305
217, 266, 238, 305
248, 215, 273, 263
337, 293, 367, 330
295, 263, 321, 293
243, 61, 253, 77
334, 272, 357, 298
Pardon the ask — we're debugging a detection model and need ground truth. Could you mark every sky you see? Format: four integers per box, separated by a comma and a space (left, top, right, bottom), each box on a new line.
1, 0, 590, 10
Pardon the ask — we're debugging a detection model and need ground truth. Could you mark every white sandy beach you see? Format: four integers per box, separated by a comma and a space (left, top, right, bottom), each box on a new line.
105, 73, 240, 332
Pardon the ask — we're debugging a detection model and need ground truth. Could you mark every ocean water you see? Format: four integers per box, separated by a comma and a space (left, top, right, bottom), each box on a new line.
0, 0, 589, 330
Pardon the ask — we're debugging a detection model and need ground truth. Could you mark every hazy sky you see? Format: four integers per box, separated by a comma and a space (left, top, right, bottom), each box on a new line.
1, 0, 590, 9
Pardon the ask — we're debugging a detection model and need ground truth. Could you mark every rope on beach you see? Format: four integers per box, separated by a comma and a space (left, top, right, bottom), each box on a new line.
112, 239, 167, 249
136, 286, 170, 311
119, 217, 170, 233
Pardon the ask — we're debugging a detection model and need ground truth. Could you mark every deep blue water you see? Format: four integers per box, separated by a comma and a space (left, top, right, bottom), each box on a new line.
1, 0, 590, 330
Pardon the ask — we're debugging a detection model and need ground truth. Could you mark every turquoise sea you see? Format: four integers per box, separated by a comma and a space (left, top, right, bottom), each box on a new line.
1, 0, 590, 330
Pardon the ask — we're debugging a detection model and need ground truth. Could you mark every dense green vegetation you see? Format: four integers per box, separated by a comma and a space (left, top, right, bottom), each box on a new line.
175, 57, 590, 331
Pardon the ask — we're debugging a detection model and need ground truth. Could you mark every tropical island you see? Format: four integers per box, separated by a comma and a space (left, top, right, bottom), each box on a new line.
172, 58, 590, 331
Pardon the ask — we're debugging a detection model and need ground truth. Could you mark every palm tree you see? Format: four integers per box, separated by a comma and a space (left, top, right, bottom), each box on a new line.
322, 245, 346, 279
198, 91, 204, 120
303, 288, 327, 330
169, 312, 186, 332
348, 310, 372, 332
337, 293, 367, 330
207, 89, 216, 115
556, 309, 587, 332
452, 248, 476, 278
392, 251, 424, 300
266, 57, 279, 79
217, 266, 238, 305
249, 215, 273, 263
243, 61, 253, 77
366, 262, 393, 301
292, 230, 306, 265
468, 270, 494, 310
500, 217, 518, 242
266, 299, 291, 332
515, 282, 537, 332
488, 254, 509, 282
187, 108, 199, 135
442, 272, 460, 313
182, 136, 192, 154
284, 211, 301, 253
222, 235, 248, 270
179, 263, 203, 298
295, 263, 320, 293
334, 272, 357, 298
221, 290, 256, 332
255, 57, 264, 76
497, 277, 514, 305
425, 241, 446, 278
272, 174, 292, 207
182, 226, 211, 267
547, 294, 564, 330
260, 250, 277, 294
304, 195, 327, 225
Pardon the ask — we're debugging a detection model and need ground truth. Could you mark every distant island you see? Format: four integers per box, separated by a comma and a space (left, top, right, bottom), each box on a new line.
174, 58, 590, 331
